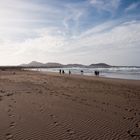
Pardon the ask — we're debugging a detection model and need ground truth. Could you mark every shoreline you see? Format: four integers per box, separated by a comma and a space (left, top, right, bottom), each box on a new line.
32, 69, 140, 82
28, 67, 140, 81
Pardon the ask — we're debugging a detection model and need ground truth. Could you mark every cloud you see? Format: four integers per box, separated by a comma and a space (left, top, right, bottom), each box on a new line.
0, 0, 140, 66
61, 20, 140, 65
0, 0, 85, 41
70, 20, 140, 51
1, 19, 139, 65
63, 8, 84, 37
89, 0, 120, 13
125, 2, 140, 12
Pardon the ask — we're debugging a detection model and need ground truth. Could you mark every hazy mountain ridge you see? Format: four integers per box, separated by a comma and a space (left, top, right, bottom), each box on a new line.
65, 64, 86, 68
89, 63, 111, 68
21, 61, 112, 68
21, 61, 62, 68
20, 61, 140, 68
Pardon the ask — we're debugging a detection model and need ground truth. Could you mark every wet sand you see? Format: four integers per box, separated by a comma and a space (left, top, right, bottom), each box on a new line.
0, 69, 140, 140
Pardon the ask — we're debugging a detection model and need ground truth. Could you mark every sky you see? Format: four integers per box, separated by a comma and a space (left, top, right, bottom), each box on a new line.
0, 0, 140, 66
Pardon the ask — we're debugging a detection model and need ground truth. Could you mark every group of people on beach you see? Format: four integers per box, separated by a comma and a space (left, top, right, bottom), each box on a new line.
94, 70, 100, 76
59, 69, 71, 75
59, 69, 64, 74
59, 69, 100, 76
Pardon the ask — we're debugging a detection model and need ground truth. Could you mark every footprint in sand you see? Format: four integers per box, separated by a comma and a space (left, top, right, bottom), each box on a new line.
127, 129, 140, 138
13, 100, 16, 103
39, 105, 45, 113
8, 104, 13, 108
6, 93, 14, 97
7, 108, 12, 113
50, 114, 56, 118
49, 114, 59, 126
40, 107, 44, 113
66, 129, 75, 135
53, 121, 59, 126
26, 91, 31, 94
114, 104, 121, 108
0, 90, 5, 93
5, 133, 13, 140
8, 114, 15, 118
136, 122, 140, 128
11, 98, 16, 104
38, 90, 43, 94
7, 104, 13, 112
9, 122, 16, 128
123, 116, 134, 121
0, 95, 3, 101
7, 104, 15, 119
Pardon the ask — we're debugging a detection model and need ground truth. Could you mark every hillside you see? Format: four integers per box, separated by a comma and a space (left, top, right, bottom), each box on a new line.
21, 61, 112, 68
89, 63, 111, 68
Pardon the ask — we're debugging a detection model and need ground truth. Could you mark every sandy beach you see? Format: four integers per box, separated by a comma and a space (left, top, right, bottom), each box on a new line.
0, 69, 140, 140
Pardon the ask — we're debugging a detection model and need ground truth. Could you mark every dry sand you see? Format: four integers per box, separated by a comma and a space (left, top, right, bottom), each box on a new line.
0, 69, 140, 140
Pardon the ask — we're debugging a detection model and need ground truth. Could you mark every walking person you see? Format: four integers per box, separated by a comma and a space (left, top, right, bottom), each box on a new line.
95, 70, 100, 76
69, 70, 71, 75
62, 70, 65, 74
59, 69, 61, 74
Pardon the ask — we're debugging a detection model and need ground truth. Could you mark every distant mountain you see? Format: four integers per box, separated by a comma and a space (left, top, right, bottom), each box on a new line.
65, 64, 86, 68
21, 61, 63, 68
21, 61, 112, 68
89, 63, 111, 68
45, 62, 63, 68
28, 61, 44, 67
21, 61, 44, 67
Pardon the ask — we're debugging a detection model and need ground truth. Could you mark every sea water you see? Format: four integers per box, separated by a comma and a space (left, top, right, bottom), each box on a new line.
31, 67, 140, 80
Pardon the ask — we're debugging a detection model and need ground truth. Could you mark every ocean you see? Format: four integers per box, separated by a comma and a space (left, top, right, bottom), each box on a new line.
31, 67, 140, 80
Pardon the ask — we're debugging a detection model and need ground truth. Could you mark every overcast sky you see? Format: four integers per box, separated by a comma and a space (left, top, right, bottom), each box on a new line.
0, 0, 140, 66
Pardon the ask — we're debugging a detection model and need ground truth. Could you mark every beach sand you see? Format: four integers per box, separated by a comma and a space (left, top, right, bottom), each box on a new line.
0, 69, 140, 140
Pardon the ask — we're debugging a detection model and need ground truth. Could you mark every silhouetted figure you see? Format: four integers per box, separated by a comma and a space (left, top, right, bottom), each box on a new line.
95, 71, 99, 76
59, 69, 61, 74
69, 70, 71, 75
95, 71, 97, 76
81, 70, 84, 75
62, 70, 65, 74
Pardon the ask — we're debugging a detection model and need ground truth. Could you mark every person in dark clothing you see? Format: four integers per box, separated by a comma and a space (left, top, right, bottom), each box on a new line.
59, 69, 61, 74
95, 71, 99, 76
95, 71, 97, 76
69, 70, 71, 75
62, 70, 65, 74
